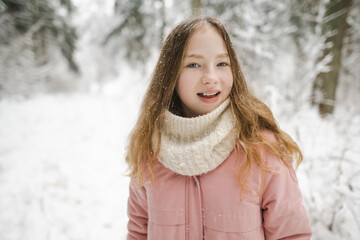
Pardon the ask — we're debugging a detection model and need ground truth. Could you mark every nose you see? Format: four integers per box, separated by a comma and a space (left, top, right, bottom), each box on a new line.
201, 66, 218, 85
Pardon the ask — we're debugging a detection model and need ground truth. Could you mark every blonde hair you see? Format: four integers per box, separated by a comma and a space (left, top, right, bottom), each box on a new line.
126, 16, 302, 195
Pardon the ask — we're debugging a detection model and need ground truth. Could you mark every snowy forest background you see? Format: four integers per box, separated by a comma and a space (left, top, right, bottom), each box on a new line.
0, 0, 359, 239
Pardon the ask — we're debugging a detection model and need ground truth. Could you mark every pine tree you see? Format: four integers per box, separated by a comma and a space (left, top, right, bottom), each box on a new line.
103, 0, 166, 65
0, 0, 78, 97
1, 0, 78, 71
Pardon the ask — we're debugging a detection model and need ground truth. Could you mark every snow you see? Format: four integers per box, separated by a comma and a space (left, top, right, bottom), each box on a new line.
277, 106, 360, 240
0, 75, 146, 239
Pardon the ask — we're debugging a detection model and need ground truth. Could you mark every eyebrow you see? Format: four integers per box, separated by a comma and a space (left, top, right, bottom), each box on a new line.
185, 53, 229, 59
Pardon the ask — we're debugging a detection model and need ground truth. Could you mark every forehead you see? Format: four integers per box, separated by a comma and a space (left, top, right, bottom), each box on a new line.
184, 25, 227, 55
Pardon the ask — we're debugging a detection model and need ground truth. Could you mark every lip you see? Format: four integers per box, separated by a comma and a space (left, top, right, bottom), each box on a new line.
197, 90, 221, 103
197, 90, 220, 95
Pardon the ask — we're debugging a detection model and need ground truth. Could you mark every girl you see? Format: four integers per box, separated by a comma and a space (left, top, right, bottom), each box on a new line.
126, 17, 312, 240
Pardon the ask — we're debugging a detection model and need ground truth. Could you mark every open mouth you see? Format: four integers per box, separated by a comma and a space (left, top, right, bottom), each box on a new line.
197, 92, 221, 98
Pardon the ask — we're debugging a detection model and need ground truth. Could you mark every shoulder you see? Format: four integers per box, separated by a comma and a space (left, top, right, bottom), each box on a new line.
258, 129, 298, 181
257, 129, 282, 168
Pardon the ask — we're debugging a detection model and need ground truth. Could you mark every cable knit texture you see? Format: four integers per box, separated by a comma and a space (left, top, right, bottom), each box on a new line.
152, 99, 237, 176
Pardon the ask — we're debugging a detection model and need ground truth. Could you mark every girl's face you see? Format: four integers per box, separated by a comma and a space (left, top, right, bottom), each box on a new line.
176, 25, 233, 117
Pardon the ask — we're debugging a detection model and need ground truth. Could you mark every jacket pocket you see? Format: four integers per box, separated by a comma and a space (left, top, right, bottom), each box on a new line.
148, 207, 185, 225
147, 189, 185, 225
203, 208, 264, 240
147, 189, 185, 240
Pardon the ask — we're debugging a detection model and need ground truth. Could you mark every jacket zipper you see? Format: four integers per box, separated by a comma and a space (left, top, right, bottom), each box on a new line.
194, 176, 204, 240
185, 176, 190, 240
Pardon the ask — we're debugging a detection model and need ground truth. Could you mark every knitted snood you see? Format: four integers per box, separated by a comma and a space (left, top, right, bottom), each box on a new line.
152, 99, 236, 176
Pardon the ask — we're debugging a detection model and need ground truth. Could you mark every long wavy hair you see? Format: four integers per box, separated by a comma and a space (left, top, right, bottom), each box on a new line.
126, 16, 302, 196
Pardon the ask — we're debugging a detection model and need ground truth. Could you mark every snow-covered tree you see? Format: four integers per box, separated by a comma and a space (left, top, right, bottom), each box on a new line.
312, 0, 352, 116
0, 0, 78, 97
103, 0, 167, 66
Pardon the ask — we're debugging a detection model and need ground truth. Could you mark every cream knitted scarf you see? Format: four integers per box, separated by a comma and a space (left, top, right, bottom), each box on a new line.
152, 99, 237, 176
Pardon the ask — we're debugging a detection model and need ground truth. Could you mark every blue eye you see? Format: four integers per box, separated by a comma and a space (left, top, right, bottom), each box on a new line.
187, 63, 200, 68
217, 62, 228, 67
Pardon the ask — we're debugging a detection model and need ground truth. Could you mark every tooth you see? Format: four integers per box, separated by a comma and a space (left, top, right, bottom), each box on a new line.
203, 92, 216, 96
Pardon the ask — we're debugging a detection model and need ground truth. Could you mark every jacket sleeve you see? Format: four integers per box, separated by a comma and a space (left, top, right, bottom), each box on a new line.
127, 179, 148, 240
261, 156, 312, 240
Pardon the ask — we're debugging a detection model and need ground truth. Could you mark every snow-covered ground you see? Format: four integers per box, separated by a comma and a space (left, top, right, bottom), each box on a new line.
0, 77, 359, 239
0, 76, 146, 240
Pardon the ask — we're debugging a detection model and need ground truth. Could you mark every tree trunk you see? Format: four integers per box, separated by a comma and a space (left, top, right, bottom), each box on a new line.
33, 27, 49, 66
312, 0, 351, 116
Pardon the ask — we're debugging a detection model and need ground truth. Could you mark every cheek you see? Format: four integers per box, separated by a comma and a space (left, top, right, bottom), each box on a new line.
176, 75, 191, 100
220, 74, 233, 100
223, 73, 234, 91
177, 70, 199, 90
228, 79, 234, 90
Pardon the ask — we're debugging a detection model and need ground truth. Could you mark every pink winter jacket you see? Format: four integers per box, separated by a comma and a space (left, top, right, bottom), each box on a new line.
127, 148, 312, 240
